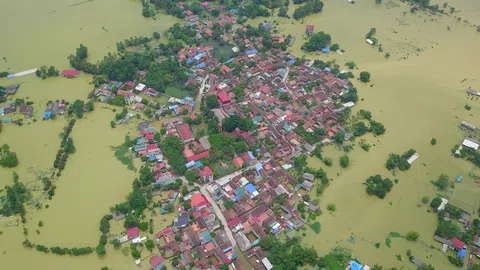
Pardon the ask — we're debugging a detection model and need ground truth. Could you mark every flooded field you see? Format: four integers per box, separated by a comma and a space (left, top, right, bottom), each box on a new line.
251, 0, 480, 268
0, 0, 479, 269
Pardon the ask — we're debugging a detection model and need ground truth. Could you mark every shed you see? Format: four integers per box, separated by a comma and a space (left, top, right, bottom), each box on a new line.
261, 258, 273, 270
61, 70, 79, 78
321, 48, 330, 53
43, 111, 52, 120
457, 249, 467, 259
217, 92, 231, 104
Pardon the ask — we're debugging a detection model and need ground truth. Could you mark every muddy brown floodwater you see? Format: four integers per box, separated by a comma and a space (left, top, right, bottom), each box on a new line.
0, 0, 479, 269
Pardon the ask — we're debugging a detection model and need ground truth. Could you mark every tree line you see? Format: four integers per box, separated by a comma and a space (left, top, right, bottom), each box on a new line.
292, 0, 324, 20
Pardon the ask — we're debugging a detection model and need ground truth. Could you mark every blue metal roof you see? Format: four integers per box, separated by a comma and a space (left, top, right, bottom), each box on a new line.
350, 261, 364, 270
457, 249, 467, 259
245, 49, 258, 55
321, 48, 330, 53
225, 58, 235, 63
245, 183, 257, 194
324, 67, 331, 72
255, 163, 263, 172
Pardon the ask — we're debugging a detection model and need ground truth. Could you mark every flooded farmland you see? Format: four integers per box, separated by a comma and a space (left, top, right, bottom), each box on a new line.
0, 0, 479, 269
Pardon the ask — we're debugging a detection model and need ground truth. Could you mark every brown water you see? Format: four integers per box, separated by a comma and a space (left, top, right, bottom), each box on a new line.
1, 0, 479, 269
251, 0, 480, 268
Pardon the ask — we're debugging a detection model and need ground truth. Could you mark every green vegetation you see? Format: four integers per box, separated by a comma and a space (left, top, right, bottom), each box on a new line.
239, 3, 270, 18
35, 65, 59, 79
453, 144, 480, 167
430, 197, 442, 209
365, 28, 378, 45
345, 61, 356, 69
260, 236, 319, 268
339, 155, 350, 168
222, 115, 255, 132
464, 104, 472, 110
0, 172, 30, 222
109, 96, 126, 107
374, 243, 380, 248
292, 0, 324, 20
23, 239, 94, 256
364, 175, 393, 199
0, 144, 18, 168
422, 196, 430, 204
206, 95, 219, 109
160, 136, 187, 175
360, 140, 371, 152
294, 126, 326, 144
448, 255, 464, 267
405, 231, 419, 242
385, 237, 392, 248
360, 71, 371, 82
431, 173, 450, 190
116, 36, 152, 51
327, 204, 336, 212
310, 221, 322, 234
113, 136, 136, 171
385, 149, 416, 171
301, 31, 331, 52
323, 157, 333, 167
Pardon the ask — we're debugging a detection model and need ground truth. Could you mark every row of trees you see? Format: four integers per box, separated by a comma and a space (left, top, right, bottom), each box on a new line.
116, 36, 152, 51
292, 0, 324, 20
23, 239, 94, 256
35, 65, 59, 79
239, 3, 271, 18
53, 120, 77, 177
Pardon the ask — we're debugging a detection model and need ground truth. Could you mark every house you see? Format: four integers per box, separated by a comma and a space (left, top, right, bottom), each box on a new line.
174, 212, 189, 228
190, 193, 209, 210
303, 173, 314, 182
150, 256, 165, 270
232, 156, 244, 168
176, 124, 195, 143
125, 93, 136, 105
61, 70, 79, 78
187, 151, 210, 162
2, 103, 16, 114
199, 166, 214, 182
306, 25, 314, 36
217, 92, 231, 104
261, 258, 273, 270
135, 83, 146, 92
452, 238, 466, 250
127, 227, 140, 239
462, 137, 480, 151
201, 1, 209, 9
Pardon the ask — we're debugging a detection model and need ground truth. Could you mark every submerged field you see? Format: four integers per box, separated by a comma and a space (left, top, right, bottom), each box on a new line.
0, 0, 479, 269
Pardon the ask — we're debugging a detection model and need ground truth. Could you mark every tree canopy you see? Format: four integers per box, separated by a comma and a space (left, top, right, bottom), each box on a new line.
364, 175, 393, 199
159, 136, 187, 175
302, 31, 332, 52
222, 115, 255, 132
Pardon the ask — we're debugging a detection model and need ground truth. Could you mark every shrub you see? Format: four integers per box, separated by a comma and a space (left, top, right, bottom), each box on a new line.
430, 197, 442, 209
339, 155, 350, 168
360, 71, 371, 82
431, 138, 437, 145
422, 196, 430, 204
464, 104, 471, 110
309, 221, 321, 234
327, 204, 336, 212
406, 231, 419, 242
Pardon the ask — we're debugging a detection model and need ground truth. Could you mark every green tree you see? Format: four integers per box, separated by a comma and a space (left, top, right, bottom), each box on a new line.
354, 122, 369, 136
432, 173, 449, 190
96, 244, 106, 256
360, 71, 371, 82
302, 31, 331, 52
364, 175, 393, 199
145, 239, 155, 251
369, 121, 385, 135
76, 44, 89, 60
184, 170, 198, 182
431, 138, 437, 145
430, 197, 442, 209
139, 166, 155, 186
333, 132, 345, 144
206, 95, 219, 109
153, 32, 161, 39
406, 231, 419, 242
339, 155, 350, 168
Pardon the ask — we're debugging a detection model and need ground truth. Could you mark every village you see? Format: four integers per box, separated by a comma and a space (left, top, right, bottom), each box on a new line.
1, 1, 480, 270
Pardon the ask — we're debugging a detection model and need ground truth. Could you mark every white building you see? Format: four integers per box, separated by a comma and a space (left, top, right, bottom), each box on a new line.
462, 137, 479, 150
135, 83, 146, 92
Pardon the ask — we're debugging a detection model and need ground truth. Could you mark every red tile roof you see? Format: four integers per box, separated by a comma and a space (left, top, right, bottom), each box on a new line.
228, 217, 241, 228
187, 151, 210, 162
199, 166, 213, 177
127, 227, 139, 239
177, 124, 194, 141
217, 92, 231, 104
150, 255, 164, 267
232, 157, 244, 168
61, 70, 79, 77
191, 193, 208, 208
452, 238, 465, 250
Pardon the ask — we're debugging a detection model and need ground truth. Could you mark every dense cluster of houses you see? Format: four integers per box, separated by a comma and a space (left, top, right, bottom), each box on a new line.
153, 192, 245, 270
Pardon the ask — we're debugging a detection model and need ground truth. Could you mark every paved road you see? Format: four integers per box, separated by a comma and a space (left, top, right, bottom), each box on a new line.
200, 185, 238, 247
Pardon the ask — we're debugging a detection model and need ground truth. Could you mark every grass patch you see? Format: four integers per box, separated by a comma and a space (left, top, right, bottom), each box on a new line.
113, 136, 136, 171
321, 254, 343, 270
309, 221, 321, 234
385, 237, 392, 248
164, 85, 191, 98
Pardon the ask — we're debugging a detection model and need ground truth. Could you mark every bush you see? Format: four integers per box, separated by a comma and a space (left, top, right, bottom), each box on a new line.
422, 196, 430, 204
339, 155, 350, 168
309, 221, 321, 234
375, 243, 380, 248
406, 231, 419, 242
323, 157, 332, 167
430, 197, 442, 209
327, 204, 336, 212
431, 138, 437, 145
464, 104, 471, 110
